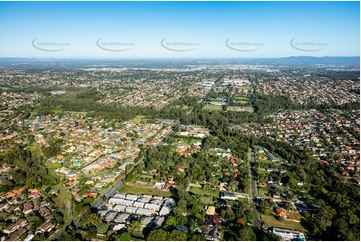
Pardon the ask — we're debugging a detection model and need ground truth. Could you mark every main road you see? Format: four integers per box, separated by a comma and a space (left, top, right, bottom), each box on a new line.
92, 156, 144, 209
51, 156, 144, 240
248, 149, 260, 229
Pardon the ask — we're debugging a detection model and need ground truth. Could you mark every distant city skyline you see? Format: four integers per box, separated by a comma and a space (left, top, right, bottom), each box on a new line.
0, 1, 359, 58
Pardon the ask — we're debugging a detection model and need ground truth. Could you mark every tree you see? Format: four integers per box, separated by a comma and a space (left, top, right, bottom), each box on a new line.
128, 221, 143, 237
164, 215, 177, 228
167, 230, 187, 241
147, 229, 168, 241
236, 217, 246, 226
118, 231, 131, 241
80, 213, 102, 228
238, 226, 257, 241
176, 215, 188, 226
229, 180, 239, 192
83, 225, 97, 239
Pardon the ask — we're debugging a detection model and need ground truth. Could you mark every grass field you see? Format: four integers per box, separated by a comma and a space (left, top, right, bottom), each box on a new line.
189, 188, 220, 198
233, 100, 249, 105
188, 183, 202, 188
175, 105, 190, 110
119, 183, 172, 197
203, 104, 223, 111
287, 212, 304, 221
261, 215, 306, 231
54, 189, 74, 223
130, 115, 146, 122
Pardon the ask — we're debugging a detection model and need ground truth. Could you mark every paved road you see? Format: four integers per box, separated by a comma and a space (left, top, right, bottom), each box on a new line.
249, 149, 260, 229
51, 156, 144, 240
78, 154, 105, 170
50, 207, 90, 240
92, 156, 144, 209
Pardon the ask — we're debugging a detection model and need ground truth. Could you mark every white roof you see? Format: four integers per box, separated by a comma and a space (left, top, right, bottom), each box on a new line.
108, 198, 124, 205
136, 208, 154, 216
113, 193, 126, 199
126, 194, 138, 201
159, 206, 171, 216
133, 202, 145, 208
123, 200, 134, 206
125, 207, 137, 213
113, 224, 126, 231
144, 203, 161, 211
113, 205, 126, 212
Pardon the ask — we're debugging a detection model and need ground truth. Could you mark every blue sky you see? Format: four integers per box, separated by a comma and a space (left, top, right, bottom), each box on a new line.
0, 1, 359, 58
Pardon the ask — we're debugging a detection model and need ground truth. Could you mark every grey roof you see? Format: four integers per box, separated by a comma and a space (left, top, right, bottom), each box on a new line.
114, 213, 129, 223
105, 212, 118, 222
153, 216, 165, 227
140, 216, 153, 226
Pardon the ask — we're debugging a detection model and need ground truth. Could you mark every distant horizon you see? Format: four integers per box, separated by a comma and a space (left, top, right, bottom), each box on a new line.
0, 55, 360, 60
0, 1, 359, 58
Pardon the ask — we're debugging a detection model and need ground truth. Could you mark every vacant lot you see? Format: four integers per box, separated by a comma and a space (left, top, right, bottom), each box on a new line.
175, 105, 190, 110
119, 183, 172, 197
189, 188, 220, 198
130, 115, 146, 122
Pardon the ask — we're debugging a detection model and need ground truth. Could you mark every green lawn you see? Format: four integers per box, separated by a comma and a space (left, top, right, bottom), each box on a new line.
44, 159, 62, 180
261, 215, 306, 231
137, 174, 154, 180
119, 184, 172, 197
287, 212, 304, 221
175, 105, 190, 110
54, 189, 74, 223
199, 196, 214, 204
256, 159, 271, 163
188, 183, 202, 188
189, 188, 220, 198
241, 85, 252, 89
203, 104, 223, 111
234, 100, 249, 105
258, 187, 268, 197
130, 115, 146, 122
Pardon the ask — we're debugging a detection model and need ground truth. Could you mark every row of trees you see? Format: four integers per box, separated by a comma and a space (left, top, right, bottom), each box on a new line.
256, 136, 360, 240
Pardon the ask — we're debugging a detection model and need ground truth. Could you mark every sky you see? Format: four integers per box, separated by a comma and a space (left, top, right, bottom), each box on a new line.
0, 1, 359, 58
